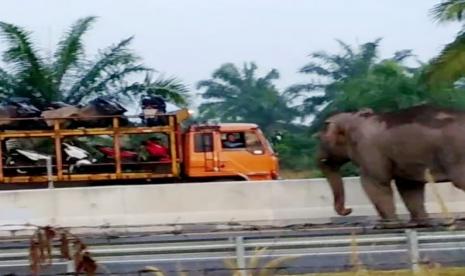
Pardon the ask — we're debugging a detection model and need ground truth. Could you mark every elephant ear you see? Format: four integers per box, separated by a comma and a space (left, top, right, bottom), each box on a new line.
323, 120, 347, 147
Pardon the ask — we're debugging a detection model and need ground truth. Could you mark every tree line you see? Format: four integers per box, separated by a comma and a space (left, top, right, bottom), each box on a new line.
1, 1, 465, 177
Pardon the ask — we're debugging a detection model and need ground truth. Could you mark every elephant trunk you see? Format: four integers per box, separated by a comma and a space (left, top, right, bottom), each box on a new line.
317, 159, 352, 216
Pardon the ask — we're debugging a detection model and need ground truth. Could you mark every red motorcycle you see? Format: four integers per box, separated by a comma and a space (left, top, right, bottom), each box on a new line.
95, 139, 171, 163
95, 145, 138, 162
143, 139, 171, 162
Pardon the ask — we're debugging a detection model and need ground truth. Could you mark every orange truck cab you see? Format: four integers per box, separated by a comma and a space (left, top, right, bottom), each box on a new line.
182, 123, 280, 181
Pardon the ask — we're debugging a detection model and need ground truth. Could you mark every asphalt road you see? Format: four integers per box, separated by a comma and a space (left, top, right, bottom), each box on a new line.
0, 224, 464, 275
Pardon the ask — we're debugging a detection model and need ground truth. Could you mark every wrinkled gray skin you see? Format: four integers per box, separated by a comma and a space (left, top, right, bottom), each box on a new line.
316, 105, 465, 227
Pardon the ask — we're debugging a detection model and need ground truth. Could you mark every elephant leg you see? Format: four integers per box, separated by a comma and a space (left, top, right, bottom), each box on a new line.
449, 165, 465, 192
360, 175, 400, 228
394, 179, 429, 227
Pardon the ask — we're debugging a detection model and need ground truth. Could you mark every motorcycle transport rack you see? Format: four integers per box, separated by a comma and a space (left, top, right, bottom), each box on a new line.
0, 109, 190, 185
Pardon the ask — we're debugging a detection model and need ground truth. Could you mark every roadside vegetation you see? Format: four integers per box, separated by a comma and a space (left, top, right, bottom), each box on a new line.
1, 1, 465, 178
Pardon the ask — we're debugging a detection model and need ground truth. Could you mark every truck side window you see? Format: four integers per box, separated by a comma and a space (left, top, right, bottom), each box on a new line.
194, 133, 213, 152
221, 132, 245, 149
245, 131, 264, 154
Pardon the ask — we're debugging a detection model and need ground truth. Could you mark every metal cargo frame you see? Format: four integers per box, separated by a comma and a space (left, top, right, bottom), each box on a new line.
0, 109, 190, 184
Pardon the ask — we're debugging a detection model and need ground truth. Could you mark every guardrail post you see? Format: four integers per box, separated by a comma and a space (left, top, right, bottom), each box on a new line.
235, 236, 247, 276
405, 229, 420, 273
66, 260, 75, 273
46, 156, 53, 189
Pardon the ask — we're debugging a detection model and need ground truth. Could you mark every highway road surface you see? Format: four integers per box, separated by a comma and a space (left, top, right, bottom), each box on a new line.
0, 221, 465, 275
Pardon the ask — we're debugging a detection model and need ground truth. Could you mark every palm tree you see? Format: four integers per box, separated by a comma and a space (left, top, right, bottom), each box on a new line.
431, 0, 465, 23
287, 39, 384, 113
196, 62, 298, 135
288, 39, 419, 129
425, 0, 465, 86
0, 16, 189, 108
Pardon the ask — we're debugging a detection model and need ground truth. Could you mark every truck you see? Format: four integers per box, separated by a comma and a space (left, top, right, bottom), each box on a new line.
0, 108, 280, 185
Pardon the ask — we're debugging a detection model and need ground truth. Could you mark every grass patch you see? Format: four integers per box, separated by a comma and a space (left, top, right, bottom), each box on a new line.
280, 169, 317, 179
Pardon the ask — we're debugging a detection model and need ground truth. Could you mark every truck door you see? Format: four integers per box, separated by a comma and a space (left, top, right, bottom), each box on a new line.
192, 130, 220, 172
218, 129, 275, 180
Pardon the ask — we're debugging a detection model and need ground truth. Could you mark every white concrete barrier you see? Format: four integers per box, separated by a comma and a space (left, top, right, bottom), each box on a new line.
0, 178, 464, 233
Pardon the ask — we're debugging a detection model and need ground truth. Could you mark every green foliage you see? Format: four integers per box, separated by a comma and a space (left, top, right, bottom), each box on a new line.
272, 131, 316, 172
424, 31, 465, 88
196, 62, 312, 172
4, 4, 465, 180
0, 16, 188, 107
425, 1, 465, 88
334, 60, 427, 112
272, 131, 359, 177
430, 0, 465, 23
122, 73, 190, 107
282, 37, 465, 177
197, 62, 298, 135
287, 39, 433, 131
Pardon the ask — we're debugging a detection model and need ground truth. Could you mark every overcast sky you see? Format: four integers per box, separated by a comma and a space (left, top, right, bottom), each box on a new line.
0, 0, 462, 103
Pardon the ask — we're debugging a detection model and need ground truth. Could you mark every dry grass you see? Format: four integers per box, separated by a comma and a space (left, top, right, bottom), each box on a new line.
28, 226, 97, 276
424, 169, 455, 227
291, 267, 465, 275
141, 246, 298, 276
139, 266, 465, 275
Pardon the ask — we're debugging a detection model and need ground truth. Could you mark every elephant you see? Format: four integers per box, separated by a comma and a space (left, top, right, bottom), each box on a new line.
316, 104, 465, 228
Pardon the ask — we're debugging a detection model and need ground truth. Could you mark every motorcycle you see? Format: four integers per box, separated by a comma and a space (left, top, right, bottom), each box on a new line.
62, 142, 94, 173
4, 140, 94, 175
41, 96, 130, 129
142, 138, 171, 162
0, 97, 46, 130
140, 96, 168, 126
94, 138, 171, 163
94, 144, 139, 163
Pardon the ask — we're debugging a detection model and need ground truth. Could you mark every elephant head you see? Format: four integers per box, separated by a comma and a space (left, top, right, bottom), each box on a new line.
316, 108, 374, 216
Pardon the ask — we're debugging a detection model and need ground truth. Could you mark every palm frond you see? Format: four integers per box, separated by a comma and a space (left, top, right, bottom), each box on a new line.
130, 74, 189, 106
67, 36, 138, 102
431, 0, 465, 23
146, 76, 189, 106
335, 39, 355, 57
53, 16, 97, 87
0, 22, 44, 73
66, 64, 151, 104
212, 63, 243, 88
0, 67, 16, 98
285, 83, 324, 95
198, 101, 240, 122
424, 30, 465, 86
243, 62, 258, 83
0, 21, 51, 102
359, 38, 381, 65
198, 61, 296, 131
309, 51, 332, 62
392, 49, 414, 62
299, 62, 331, 76
197, 80, 240, 99
261, 68, 279, 83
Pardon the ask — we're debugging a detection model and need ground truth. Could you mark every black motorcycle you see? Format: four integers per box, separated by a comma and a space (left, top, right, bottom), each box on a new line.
43, 96, 130, 129
0, 97, 46, 130
140, 96, 168, 126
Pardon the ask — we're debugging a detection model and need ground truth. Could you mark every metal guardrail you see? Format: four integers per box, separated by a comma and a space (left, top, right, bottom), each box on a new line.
0, 228, 464, 274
